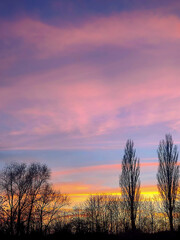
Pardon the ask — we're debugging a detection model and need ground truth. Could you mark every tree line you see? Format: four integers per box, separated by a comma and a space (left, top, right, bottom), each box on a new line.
0, 134, 179, 238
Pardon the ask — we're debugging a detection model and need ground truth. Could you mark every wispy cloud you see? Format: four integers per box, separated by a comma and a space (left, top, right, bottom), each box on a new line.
1, 10, 180, 59
1, 62, 180, 150
52, 161, 160, 178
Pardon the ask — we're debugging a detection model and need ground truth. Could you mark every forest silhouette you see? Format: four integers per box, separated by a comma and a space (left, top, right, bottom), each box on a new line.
0, 134, 179, 240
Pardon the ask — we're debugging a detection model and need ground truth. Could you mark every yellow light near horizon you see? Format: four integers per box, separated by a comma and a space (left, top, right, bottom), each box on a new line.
67, 187, 159, 206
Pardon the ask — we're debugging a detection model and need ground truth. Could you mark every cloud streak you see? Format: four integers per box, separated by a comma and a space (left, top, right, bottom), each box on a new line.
52, 161, 160, 178
1, 10, 180, 59
1, 62, 180, 150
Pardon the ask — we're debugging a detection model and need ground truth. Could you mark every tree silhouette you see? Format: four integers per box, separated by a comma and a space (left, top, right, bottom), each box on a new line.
119, 140, 140, 231
35, 183, 69, 234
25, 163, 50, 234
0, 163, 29, 235
157, 134, 179, 231
0, 162, 69, 236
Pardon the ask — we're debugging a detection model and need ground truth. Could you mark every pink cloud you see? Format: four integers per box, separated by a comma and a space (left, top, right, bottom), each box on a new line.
1, 11, 180, 58
1, 61, 180, 150
51, 161, 162, 179
1, 10, 180, 150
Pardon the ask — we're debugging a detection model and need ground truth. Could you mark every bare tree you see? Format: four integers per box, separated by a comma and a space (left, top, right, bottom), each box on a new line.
35, 183, 69, 234
0, 162, 70, 236
0, 162, 51, 235
71, 204, 88, 233
119, 139, 140, 231
84, 195, 103, 233
137, 196, 157, 233
0, 163, 31, 235
175, 190, 180, 229
157, 134, 179, 231
82, 194, 123, 234
25, 163, 50, 234
147, 198, 156, 233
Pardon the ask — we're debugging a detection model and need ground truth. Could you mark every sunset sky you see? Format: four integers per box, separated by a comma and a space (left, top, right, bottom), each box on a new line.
0, 0, 180, 204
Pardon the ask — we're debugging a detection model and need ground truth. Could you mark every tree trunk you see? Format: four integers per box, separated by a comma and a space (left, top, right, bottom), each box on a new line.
169, 208, 174, 231
26, 198, 34, 234
10, 207, 14, 236
40, 209, 43, 234
131, 202, 136, 231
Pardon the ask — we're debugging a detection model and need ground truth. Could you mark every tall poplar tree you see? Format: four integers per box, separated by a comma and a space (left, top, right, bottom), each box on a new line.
119, 140, 140, 231
157, 134, 179, 231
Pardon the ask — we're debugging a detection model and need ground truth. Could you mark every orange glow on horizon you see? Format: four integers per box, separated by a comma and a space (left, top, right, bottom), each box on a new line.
53, 183, 159, 205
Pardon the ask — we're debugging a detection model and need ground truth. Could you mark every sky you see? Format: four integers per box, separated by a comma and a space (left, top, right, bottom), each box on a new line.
0, 0, 180, 204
